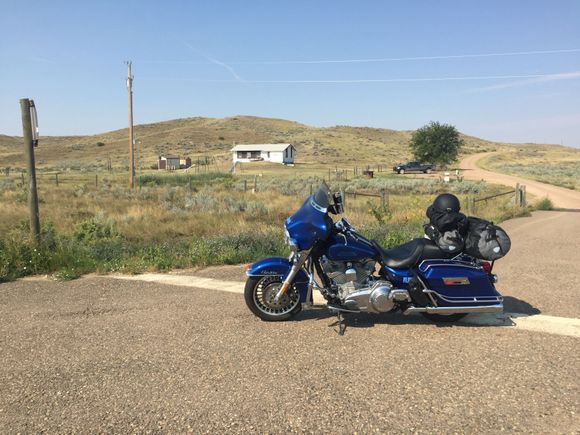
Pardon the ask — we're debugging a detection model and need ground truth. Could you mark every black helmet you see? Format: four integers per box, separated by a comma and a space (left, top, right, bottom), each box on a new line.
432, 193, 461, 213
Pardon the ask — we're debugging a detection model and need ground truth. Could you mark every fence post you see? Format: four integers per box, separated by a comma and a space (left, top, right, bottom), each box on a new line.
469, 197, 476, 214
521, 185, 526, 207
309, 184, 313, 196
253, 175, 257, 193
55, 173, 59, 186
244, 179, 247, 192
95, 174, 98, 187
20, 98, 40, 243
380, 189, 385, 208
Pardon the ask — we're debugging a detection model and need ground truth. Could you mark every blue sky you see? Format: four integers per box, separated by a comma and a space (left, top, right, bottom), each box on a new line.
1, 0, 579, 146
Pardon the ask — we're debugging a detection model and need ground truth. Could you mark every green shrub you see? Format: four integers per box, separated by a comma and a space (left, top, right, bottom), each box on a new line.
190, 231, 286, 266
73, 217, 118, 243
53, 267, 81, 281
535, 197, 554, 211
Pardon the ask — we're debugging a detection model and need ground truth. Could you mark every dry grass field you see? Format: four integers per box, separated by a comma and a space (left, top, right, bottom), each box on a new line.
0, 115, 571, 281
478, 146, 580, 191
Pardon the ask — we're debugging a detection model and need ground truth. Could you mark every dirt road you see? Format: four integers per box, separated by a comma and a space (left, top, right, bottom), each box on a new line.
461, 152, 580, 209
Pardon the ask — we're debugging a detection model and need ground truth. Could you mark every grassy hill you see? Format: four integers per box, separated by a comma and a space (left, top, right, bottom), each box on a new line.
0, 115, 512, 171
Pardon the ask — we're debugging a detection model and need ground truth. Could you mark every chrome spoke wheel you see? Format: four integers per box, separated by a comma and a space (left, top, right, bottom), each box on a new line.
253, 276, 300, 317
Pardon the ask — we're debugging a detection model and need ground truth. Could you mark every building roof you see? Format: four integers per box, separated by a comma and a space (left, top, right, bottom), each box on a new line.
231, 144, 293, 152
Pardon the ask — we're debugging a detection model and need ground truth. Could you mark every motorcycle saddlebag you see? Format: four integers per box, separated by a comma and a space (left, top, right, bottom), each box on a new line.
464, 217, 511, 261
418, 259, 501, 307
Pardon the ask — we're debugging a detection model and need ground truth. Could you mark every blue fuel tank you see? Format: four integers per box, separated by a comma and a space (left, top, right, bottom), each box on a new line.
325, 232, 378, 261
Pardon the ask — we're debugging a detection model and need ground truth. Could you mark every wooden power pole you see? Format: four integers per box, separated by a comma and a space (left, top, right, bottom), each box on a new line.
126, 61, 135, 189
20, 98, 41, 243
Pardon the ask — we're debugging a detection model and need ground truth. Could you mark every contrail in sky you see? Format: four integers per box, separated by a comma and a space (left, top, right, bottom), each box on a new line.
143, 71, 580, 84
468, 70, 580, 92
140, 48, 580, 65
181, 41, 245, 83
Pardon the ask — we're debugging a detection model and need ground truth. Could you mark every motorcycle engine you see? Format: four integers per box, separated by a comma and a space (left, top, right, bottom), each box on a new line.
320, 257, 376, 294
320, 256, 410, 313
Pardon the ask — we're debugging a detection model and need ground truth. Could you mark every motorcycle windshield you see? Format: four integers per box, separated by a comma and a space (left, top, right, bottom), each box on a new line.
285, 182, 332, 250
312, 181, 331, 211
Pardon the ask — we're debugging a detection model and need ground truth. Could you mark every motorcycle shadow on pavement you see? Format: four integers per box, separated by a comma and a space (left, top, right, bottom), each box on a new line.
295, 296, 541, 331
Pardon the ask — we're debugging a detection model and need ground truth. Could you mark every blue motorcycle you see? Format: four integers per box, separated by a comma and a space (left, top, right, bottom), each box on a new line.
244, 182, 503, 327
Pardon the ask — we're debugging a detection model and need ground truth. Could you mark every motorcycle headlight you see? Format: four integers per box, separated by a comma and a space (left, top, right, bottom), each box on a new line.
284, 228, 298, 253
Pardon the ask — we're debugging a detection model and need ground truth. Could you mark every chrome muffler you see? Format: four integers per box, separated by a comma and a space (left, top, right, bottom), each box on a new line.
403, 304, 503, 315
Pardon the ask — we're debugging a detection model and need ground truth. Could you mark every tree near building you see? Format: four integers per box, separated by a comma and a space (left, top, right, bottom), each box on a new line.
409, 121, 464, 167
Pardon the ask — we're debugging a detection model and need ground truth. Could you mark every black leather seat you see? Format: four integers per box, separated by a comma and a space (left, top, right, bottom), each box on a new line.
372, 238, 452, 269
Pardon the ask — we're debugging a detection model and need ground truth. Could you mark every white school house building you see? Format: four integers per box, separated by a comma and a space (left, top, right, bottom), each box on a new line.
231, 144, 295, 165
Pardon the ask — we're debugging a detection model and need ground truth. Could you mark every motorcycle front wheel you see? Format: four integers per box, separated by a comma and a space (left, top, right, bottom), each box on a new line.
244, 276, 302, 321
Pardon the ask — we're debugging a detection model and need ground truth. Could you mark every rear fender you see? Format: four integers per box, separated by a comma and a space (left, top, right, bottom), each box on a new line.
247, 257, 310, 302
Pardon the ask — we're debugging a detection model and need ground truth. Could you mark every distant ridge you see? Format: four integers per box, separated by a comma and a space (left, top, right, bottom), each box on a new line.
0, 115, 561, 169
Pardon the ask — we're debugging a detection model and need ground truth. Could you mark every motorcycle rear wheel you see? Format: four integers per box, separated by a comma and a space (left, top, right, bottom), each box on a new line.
244, 276, 302, 321
421, 313, 467, 323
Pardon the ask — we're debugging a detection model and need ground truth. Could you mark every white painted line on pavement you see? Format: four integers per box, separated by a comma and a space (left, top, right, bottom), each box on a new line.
111, 273, 245, 294
107, 274, 579, 338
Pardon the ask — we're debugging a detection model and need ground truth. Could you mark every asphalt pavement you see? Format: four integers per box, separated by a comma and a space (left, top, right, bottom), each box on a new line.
1, 210, 579, 433
0, 275, 578, 433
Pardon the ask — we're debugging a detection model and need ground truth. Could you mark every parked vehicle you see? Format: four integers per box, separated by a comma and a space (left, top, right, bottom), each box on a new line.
393, 161, 434, 174
244, 183, 503, 332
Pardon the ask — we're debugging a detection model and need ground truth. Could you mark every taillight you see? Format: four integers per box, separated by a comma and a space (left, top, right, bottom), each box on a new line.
481, 261, 493, 274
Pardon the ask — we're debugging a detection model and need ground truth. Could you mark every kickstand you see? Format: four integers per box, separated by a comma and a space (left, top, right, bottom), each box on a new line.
331, 311, 347, 336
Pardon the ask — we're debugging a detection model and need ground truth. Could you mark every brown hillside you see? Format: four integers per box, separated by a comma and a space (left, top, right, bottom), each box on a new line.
0, 115, 531, 170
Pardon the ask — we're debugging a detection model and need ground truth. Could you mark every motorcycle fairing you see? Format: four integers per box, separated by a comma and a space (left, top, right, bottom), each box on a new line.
246, 257, 310, 302
285, 195, 332, 251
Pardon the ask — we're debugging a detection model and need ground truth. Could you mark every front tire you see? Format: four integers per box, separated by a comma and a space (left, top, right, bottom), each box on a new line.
425, 168, 432, 174
399, 169, 405, 175
244, 276, 302, 321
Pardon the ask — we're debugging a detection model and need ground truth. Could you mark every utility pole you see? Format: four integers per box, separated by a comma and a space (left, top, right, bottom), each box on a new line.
20, 98, 41, 243
126, 61, 135, 189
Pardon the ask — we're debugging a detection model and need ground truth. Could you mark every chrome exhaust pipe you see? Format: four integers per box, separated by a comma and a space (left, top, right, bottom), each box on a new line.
403, 304, 503, 315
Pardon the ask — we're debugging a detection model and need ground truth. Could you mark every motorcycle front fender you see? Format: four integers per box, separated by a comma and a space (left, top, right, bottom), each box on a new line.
246, 257, 310, 302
